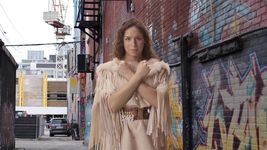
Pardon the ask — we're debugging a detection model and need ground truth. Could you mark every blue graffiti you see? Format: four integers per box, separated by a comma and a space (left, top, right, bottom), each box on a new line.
265, 108, 267, 130
190, 0, 209, 27
191, 0, 255, 46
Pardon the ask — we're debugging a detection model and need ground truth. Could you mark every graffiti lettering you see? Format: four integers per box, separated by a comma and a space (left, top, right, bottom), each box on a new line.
197, 52, 267, 149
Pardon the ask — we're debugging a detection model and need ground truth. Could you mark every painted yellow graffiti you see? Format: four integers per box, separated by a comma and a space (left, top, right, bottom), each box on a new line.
197, 54, 267, 149
167, 71, 183, 150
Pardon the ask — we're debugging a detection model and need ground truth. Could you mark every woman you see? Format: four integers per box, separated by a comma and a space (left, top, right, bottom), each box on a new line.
89, 18, 171, 150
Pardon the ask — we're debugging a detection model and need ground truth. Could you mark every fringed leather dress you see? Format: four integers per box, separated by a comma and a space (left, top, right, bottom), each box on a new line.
89, 58, 171, 150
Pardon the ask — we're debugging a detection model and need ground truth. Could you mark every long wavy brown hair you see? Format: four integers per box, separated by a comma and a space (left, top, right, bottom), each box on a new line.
112, 18, 159, 60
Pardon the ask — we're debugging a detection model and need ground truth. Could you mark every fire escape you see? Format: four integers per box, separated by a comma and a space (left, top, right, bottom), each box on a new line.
75, 0, 101, 77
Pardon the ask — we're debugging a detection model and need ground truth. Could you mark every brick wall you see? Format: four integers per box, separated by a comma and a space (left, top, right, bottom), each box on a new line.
193, 29, 267, 149
101, 0, 267, 149
189, 1, 267, 149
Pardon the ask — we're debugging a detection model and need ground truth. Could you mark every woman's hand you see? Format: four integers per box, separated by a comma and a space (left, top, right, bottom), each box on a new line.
109, 61, 146, 112
135, 60, 150, 79
109, 60, 157, 112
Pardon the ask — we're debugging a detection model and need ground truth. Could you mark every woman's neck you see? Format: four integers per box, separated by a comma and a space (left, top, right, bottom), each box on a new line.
123, 56, 141, 62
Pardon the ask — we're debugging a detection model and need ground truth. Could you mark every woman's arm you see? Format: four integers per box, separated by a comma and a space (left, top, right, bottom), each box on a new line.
116, 62, 158, 108
109, 61, 150, 112
137, 82, 158, 108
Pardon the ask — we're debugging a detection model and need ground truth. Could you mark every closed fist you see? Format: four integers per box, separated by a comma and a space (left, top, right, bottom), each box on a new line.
136, 60, 150, 79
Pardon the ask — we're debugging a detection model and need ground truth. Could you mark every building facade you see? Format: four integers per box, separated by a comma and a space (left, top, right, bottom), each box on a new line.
101, 0, 267, 149
0, 40, 18, 150
72, 0, 267, 149
16, 50, 68, 122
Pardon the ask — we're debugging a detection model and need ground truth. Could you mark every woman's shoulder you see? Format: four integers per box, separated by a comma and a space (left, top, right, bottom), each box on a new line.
148, 58, 170, 76
96, 58, 119, 73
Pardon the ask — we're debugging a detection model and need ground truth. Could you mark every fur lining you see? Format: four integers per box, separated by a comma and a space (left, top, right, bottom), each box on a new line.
90, 57, 171, 150
148, 60, 170, 76
96, 58, 170, 76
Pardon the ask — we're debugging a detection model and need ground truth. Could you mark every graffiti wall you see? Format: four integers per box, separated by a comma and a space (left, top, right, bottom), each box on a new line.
190, 0, 257, 47
79, 74, 86, 140
100, 0, 267, 149
188, 0, 267, 149
84, 72, 94, 145
168, 69, 183, 150
194, 30, 267, 149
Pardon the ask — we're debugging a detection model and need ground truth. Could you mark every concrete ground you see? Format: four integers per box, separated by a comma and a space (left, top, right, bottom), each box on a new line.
15, 128, 88, 150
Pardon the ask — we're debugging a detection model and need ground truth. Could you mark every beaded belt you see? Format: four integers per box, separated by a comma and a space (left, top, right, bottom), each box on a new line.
122, 106, 151, 120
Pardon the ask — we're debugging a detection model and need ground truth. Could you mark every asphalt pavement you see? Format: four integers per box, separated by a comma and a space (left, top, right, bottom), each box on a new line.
15, 128, 88, 150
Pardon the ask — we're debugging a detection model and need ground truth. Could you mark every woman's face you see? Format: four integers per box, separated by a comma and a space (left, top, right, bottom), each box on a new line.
123, 26, 144, 61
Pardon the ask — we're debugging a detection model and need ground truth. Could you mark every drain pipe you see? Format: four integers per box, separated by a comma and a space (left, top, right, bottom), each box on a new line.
173, 32, 193, 150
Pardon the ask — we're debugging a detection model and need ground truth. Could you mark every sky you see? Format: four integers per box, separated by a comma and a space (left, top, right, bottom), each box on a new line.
0, 0, 74, 63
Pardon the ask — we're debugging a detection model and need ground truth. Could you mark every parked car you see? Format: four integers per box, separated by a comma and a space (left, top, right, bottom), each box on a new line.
49, 118, 71, 137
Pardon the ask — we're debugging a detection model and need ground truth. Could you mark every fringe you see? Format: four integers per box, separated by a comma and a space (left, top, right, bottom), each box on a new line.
89, 58, 171, 150
89, 67, 122, 150
146, 69, 172, 149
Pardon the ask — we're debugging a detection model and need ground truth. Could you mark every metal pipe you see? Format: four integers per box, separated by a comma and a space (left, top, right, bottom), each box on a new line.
172, 33, 194, 149
170, 32, 193, 68
169, 61, 181, 68
180, 35, 193, 150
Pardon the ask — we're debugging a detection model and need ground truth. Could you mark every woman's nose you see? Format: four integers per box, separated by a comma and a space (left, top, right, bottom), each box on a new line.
131, 39, 137, 46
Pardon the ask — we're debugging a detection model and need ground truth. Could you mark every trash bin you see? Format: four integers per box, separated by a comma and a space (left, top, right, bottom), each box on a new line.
71, 123, 80, 140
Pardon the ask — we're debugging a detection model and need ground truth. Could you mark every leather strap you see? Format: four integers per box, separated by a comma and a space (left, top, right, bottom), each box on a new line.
122, 106, 151, 120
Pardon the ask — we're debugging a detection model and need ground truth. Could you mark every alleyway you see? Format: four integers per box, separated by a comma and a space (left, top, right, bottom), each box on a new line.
15, 128, 88, 150
1, 0, 267, 149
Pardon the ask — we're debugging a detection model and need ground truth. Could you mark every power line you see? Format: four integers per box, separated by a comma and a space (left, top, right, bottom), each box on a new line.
0, 23, 13, 45
5, 41, 80, 47
0, 2, 25, 41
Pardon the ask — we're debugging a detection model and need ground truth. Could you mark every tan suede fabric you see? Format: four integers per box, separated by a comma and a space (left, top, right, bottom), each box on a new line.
88, 58, 171, 150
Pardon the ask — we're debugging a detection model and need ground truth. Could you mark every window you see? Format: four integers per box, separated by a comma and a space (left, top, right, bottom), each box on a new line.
47, 92, 67, 101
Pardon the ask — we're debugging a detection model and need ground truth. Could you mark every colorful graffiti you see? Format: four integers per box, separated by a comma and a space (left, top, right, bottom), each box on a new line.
196, 52, 267, 149
84, 97, 93, 145
167, 70, 183, 150
190, 0, 255, 46
79, 75, 86, 140
84, 73, 94, 145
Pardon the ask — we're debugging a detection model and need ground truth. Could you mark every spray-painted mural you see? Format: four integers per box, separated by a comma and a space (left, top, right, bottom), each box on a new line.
196, 52, 267, 149
190, 0, 255, 46
84, 73, 94, 145
84, 96, 93, 145
79, 75, 86, 140
168, 69, 183, 150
